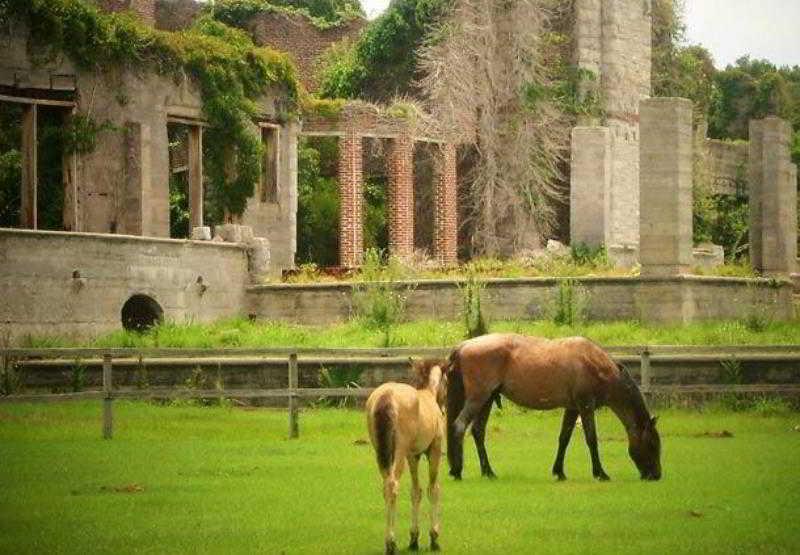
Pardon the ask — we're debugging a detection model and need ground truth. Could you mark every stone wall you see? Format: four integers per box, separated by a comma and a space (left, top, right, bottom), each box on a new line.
704, 139, 748, 196
0, 229, 249, 342
247, 275, 794, 325
94, 0, 156, 25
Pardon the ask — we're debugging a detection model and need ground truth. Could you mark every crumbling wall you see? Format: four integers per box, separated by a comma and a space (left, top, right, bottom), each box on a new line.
704, 139, 748, 196
0, 23, 298, 271
245, 11, 365, 90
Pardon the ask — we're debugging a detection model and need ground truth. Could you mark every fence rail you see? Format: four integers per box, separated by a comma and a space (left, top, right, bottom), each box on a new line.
2, 345, 799, 439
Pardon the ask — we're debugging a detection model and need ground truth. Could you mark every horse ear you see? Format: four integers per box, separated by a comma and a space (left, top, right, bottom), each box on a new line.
408, 357, 415, 366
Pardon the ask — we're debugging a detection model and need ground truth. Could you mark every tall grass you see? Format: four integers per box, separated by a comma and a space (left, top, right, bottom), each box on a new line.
15, 317, 800, 349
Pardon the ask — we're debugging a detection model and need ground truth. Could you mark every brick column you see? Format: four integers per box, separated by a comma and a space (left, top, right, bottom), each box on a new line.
639, 98, 694, 276
387, 135, 415, 257
338, 129, 364, 268
749, 117, 797, 275
570, 126, 611, 248
433, 143, 458, 265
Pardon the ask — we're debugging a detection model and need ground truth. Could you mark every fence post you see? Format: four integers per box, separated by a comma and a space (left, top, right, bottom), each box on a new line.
640, 347, 652, 397
288, 353, 299, 439
102, 353, 113, 440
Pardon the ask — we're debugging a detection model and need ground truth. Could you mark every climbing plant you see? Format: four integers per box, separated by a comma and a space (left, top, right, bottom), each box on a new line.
0, 0, 302, 218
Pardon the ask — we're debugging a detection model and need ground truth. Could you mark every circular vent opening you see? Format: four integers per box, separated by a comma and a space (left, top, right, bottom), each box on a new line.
121, 294, 163, 332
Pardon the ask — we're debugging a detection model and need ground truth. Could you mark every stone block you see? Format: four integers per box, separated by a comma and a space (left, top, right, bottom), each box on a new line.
693, 243, 724, 270
215, 224, 243, 244
247, 237, 271, 281
191, 226, 211, 241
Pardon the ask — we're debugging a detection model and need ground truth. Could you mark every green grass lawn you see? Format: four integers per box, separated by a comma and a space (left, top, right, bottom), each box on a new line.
1, 403, 799, 554
18, 317, 800, 349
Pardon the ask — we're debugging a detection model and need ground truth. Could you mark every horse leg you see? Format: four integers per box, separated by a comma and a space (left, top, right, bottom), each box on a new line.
551, 408, 579, 481
427, 441, 443, 551
471, 398, 497, 478
450, 396, 489, 480
383, 456, 406, 554
578, 407, 611, 481
407, 454, 422, 551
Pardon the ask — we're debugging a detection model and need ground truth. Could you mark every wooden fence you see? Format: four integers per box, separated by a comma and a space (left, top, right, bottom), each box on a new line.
2, 346, 800, 439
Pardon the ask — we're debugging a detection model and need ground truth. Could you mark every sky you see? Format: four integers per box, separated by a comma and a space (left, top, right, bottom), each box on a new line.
360, 0, 800, 69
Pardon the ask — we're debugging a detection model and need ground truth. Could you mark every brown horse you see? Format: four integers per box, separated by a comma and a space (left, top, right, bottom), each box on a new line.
446, 333, 661, 482
366, 359, 448, 555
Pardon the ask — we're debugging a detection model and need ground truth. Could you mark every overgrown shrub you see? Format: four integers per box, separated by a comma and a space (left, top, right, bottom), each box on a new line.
352, 249, 410, 347
546, 279, 589, 327
458, 267, 488, 338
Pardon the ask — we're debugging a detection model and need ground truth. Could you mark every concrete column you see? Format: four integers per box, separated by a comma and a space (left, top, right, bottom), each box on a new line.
387, 134, 415, 257
433, 143, 458, 266
639, 98, 694, 276
188, 125, 203, 228
123, 122, 151, 236
338, 129, 364, 268
749, 117, 797, 275
20, 104, 37, 229
570, 126, 611, 248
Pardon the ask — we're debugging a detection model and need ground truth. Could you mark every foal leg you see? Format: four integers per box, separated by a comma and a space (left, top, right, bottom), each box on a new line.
383, 456, 406, 555
408, 455, 422, 551
471, 398, 496, 478
578, 407, 610, 481
427, 442, 443, 552
551, 408, 579, 481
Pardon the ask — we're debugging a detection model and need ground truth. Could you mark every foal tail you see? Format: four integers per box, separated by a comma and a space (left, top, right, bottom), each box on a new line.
373, 393, 396, 473
446, 349, 466, 476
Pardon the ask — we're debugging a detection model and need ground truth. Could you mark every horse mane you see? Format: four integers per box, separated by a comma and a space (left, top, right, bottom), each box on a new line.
616, 364, 652, 427
412, 359, 447, 390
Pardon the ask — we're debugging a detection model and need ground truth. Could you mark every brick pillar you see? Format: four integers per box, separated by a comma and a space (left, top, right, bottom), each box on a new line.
639, 98, 694, 276
387, 135, 415, 257
570, 126, 611, 248
749, 117, 797, 275
433, 143, 458, 266
338, 130, 364, 268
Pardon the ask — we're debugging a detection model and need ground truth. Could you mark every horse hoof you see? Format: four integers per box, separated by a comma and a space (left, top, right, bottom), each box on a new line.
554, 473, 567, 482
385, 539, 397, 555
595, 473, 611, 482
430, 532, 441, 552
483, 470, 497, 480
409, 532, 419, 551
450, 470, 462, 481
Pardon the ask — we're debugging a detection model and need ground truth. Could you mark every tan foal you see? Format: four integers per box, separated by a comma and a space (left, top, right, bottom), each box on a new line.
366, 360, 447, 555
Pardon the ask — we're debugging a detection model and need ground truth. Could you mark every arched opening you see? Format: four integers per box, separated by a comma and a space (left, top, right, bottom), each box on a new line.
121, 295, 163, 332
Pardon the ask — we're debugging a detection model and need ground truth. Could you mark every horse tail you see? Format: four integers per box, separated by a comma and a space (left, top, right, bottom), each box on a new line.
373, 392, 396, 473
446, 348, 466, 476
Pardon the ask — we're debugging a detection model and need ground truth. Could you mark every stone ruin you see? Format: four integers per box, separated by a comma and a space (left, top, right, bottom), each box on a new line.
0, 0, 797, 341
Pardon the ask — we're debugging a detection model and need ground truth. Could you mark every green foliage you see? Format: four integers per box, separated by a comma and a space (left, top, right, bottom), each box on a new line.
1, 0, 301, 218
710, 57, 800, 140
318, 0, 452, 100
70, 359, 86, 393
0, 102, 23, 228
296, 138, 340, 266
168, 174, 191, 239
352, 249, 410, 347
0, 359, 23, 396
547, 279, 589, 327
458, 267, 488, 339
62, 115, 115, 155
209, 0, 363, 30
693, 193, 749, 260
570, 243, 608, 267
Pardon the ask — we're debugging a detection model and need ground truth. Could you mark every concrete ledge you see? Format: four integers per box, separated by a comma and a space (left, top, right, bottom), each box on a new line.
0, 227, 247, 251
248, 275, 794, 325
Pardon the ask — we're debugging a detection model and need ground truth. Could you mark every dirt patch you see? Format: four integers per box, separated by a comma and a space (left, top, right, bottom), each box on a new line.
694, 430, 734, 439
688, 510, 704, 518
101, 484, 145, 494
